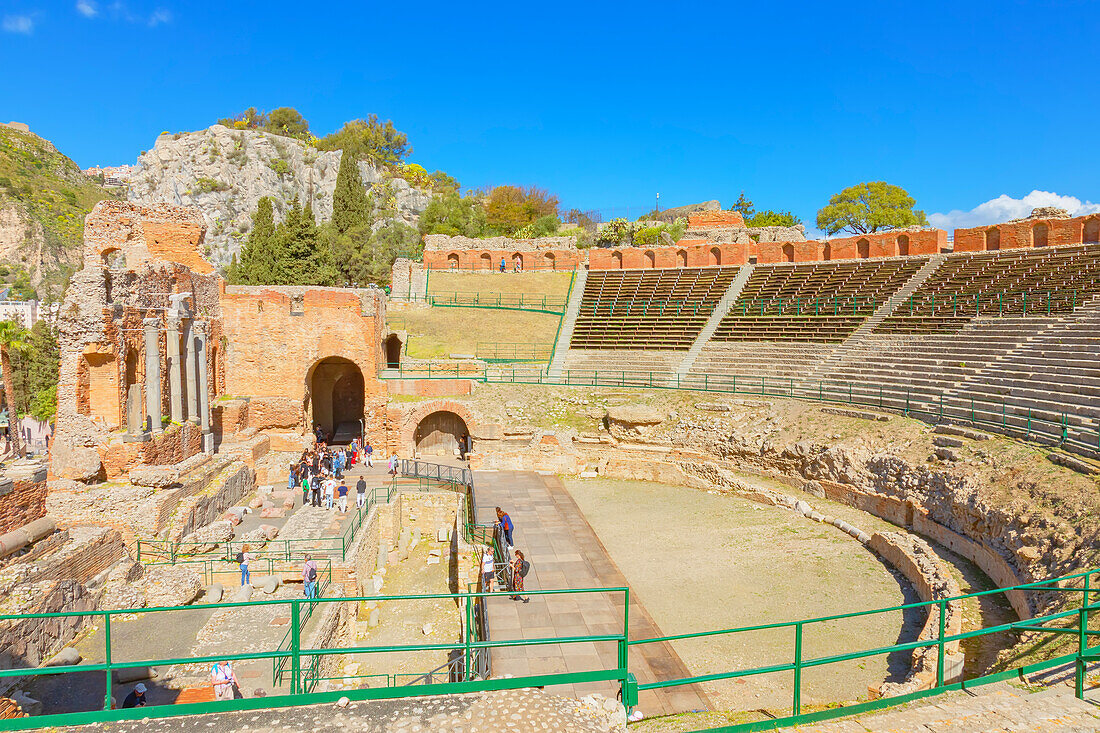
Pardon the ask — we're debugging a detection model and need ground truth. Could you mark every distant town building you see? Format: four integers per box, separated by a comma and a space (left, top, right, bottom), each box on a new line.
1, 121, 31, 133
0, 294, 40, 328
83, 164, 136, 187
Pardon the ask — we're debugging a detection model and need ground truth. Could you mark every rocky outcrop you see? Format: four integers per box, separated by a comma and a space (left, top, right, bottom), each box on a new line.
141, 565, 202, 607
129, 126, 432, 267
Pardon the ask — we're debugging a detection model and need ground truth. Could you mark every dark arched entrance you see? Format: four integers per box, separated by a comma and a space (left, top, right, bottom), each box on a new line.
308, 357, 365, 443
414, 411, 469, 457
383, 334, 402, 369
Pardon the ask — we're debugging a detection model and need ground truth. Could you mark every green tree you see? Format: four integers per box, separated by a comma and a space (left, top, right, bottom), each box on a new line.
729, 191, 754, 219
0, 320, 30, 456
266, 107, 310, 139
332, 221, 421, 287
333, 150, 371, 234
418, 192, 490, 238
747, 210, 802, 227
277, 198, 333, 284
530, 214, 561, 238
8, 320, 58, 420
317, 115, 411, 167
231, 197, 281, 284
816, 182, 928, 235
484, 186, 559, 235
30, 384, 56, 423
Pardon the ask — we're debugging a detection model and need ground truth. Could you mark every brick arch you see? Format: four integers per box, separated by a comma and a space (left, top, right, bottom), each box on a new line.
1032, 221, 1049, 247
446, 252, 460, 268
1085, 217, 1100, 244
399, 400, 478, 454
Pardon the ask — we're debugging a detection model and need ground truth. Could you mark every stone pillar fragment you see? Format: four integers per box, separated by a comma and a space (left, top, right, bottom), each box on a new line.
183, 318, 198, 424
143, 317, 163, 433
194, 320, 213, 453
165, 316, 184, 424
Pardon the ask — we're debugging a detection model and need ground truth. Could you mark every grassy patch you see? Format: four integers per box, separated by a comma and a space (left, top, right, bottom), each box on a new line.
427, 270, 573, 297
389, 307, 562, 359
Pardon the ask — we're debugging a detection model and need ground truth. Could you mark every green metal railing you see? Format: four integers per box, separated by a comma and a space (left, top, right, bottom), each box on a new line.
375, 365, 1100, 456
1, 569, 1098, 730
418, 291, 567, 314
426, 262, 575, 272
474, 342, 553, 362
730, 295, 880, 317
896, 289, 1092, 317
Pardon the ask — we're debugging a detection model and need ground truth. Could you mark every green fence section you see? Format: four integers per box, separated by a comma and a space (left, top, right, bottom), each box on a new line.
729, 295, 880, 317
375, 365, 1100, 456
475, 342, 553, 362
407, 291, 567, 315
2, 568, 1099, 731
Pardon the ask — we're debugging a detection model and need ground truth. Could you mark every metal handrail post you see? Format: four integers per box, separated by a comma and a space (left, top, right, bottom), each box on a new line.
291, 598, 302, 694
792, 621, 803, 716
936, 598, 946, 687
103, 613, 112, 710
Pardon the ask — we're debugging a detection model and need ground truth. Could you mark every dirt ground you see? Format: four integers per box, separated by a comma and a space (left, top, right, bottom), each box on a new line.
560, 477, 914, 713
427, 270, 574, 297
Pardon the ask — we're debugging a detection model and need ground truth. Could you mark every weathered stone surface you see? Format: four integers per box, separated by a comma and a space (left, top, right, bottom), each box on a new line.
933, 436, 963, 448
42, 646, 81, 667
183, 520, 234, 552
255, 576, 280, 594
606, 405, 665, 427
50, 442, 103, 482
141, 565, 202, 607
127, 465, 180, 489
205, 583, 224, 604
232, 584, 253, 603
258, 524, 279, 541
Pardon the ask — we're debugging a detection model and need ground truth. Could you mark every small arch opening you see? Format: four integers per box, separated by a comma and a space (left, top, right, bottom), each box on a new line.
709, 247, 722, 266
415, 410, 470, 457
1084, 218, 1100, 243
782, 243, 795, 262
986, 228, 1001, 251
643, 250, 656, 268
383, 334, 403, 370
897, 234, 910, 256
1033, 222, 1049, 247
479, 252, 492, 270
676, 249, 687, 266
612, 251, 623, 269
857, 238, 870, 258
102, 248, 127, 270
446, 252, 460, 269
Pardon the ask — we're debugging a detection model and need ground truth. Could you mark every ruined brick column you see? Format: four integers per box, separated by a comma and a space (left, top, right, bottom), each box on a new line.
165, 315, 184, 424
143, 317, 163, 433
183, 318, 199, 423
194, 320, 213, 453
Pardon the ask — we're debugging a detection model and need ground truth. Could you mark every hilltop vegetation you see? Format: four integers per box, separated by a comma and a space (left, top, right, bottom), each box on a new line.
0, 126, 120, 299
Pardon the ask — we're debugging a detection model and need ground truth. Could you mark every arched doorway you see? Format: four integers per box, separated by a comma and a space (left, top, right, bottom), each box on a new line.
415, 410, 469, 457
479, 252, 492, 270
1085, 218, 1100, 243
101, 247, 126, 269
124, 347, 141, 433
857, 238, 870, 258
643, 250, 655, 268
447, 252, 460, 269
544, 251, 556, 270
307, 357, 365, 443
512, 253, 523, 271
897, 234, 910, 256
383, 334, 402, 369
611, 251, 623, 269
985, 228, 1000, 250
782, 243, 795, 262
709, 247, 721, 266
1033, 222, 1049, 247
676, 249, 687, 266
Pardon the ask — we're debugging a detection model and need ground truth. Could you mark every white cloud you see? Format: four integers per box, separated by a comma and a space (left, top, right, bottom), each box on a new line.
929, 190, 1100, 231
76, 1, 98, 17
148, 7, 171, 26
2, 14, 34, 34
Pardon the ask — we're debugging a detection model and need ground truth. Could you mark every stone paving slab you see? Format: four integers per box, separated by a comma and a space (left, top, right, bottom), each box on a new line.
68, 688, 624, 732
473, 470, 710, 717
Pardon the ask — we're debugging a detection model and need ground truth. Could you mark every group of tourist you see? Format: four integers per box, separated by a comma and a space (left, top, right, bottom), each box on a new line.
482, 506, 532, 603
288, 438, 394, 513
119, 661, 240, 708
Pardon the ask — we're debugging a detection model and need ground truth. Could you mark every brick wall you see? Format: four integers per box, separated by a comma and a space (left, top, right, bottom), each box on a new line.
423, 248, 582, 271
954, 214, 1100, 252
687, 210, 745, 228
0, 466, 47, 536
588, 242, 750, 269
83, 200, 213, 273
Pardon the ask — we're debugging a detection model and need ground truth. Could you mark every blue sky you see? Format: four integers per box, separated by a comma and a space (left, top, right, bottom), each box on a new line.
2, 0, 1098, 233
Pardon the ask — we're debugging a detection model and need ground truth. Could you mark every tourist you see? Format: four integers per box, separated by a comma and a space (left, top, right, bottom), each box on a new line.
314, 425, 325, 444
365, 440, 374, 467
302, 554, 318, 599
310, 474, 322, 507
121, 683, 147, 708
495, 507, 515, 548
499, 257, 506, 273
388, 451, 399, 476
287, 463, 298, 491
511, 550, 530, 603
481, 548, 495, 591
458, 434, 469, 461
337, 479, 349, 513
210, 660, 240, 701
301, 472, 311, 507
237, 545, 254, 586
356, 475, 367, 509
323, 475, 336, 510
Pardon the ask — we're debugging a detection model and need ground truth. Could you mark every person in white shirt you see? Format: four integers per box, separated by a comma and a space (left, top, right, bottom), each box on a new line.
323, 476, 336, 510
481, 548, 495, 592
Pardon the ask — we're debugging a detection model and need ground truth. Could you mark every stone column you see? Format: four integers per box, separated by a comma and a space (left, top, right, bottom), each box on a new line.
165, 316, 184, 424
194, 320, 213, 453
143, 317, 163, 434
183, 318, 199, 423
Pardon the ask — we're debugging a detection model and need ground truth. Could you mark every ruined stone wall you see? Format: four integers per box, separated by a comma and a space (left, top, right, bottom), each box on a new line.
83, 200, 213, 273
0, 464, 47, 536
389, 258, 428, 301
53, 201, 223, 483
219, 283, 388, 442
954, 213, 1100, 252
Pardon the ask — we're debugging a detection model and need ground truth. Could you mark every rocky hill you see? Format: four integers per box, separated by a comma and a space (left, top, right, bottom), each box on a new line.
0, 125, 120, 299
128, 125, 432, 268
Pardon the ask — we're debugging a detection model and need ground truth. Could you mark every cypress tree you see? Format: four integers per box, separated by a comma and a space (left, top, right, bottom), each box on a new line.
236, 197, 279, 283
332, 149, 370, 234
277, 197, 328, 284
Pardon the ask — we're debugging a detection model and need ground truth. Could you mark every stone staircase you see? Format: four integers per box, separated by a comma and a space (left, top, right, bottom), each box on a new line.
801, 254, 945, 386
675, 264, 755, 378
546, 266, 588, 379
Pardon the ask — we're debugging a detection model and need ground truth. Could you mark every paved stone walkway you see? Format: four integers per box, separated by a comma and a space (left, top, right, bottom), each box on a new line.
775, 680, 1100, 732
70, 688, 623, 732
473, 470, 710, 717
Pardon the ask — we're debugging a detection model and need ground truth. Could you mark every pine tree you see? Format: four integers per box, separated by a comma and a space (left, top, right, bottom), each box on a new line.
235, 197, 280, 283
277, 197, 333, 284
332, 149, 371, 234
